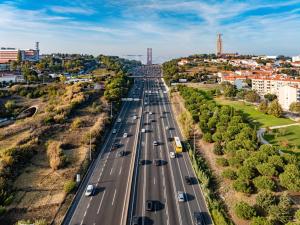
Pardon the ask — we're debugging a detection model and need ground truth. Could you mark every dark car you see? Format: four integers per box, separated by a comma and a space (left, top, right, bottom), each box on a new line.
185, 176, 192, 185
194, 212, 204, 225
112, 143, 120, 150
154, 159, 161, 166
132, 216, 139, 225
168, 137, 173, 142
146, 200, 154, 211
139, 159, 144, 165
118, 151, 125, 157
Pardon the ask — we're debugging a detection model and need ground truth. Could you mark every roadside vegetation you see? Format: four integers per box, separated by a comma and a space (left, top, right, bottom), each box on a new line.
175, 85, 299, 225
0, 55, 140, 224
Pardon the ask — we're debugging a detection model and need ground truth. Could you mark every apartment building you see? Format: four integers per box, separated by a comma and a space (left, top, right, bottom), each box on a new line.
278, 86, 300, 110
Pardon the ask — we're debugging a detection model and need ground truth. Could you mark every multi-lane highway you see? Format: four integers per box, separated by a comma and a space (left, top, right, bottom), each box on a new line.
64, 65, 212, 225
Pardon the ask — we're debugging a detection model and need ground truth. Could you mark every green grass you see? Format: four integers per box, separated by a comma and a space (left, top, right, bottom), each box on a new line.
264, 125, 300, 156
215, 98, 294, 128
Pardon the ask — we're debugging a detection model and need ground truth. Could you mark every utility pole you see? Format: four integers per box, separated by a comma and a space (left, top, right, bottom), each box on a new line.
110, 102, 113, 118
193, 128, 196, 152
89, 131, 92, 161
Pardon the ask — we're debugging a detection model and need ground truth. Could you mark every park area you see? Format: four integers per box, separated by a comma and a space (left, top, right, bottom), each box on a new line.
264, 125, 300, 156
215, 98, 295, 128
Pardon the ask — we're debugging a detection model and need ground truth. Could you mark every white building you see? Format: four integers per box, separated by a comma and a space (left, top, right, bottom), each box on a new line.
0, 74, 24, 83
292, 55, 300, 62
278, 86, 300, 110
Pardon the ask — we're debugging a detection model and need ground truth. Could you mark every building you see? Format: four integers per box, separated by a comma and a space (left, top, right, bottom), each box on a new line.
178, 59, 189, 66
0, 73, 24, 83
0, 42, 39, 64
252, 76, 300, 96
147, 48, 152, 65
216, 33, 223, 56
278, 86, 300, 110
292, 55, 300, 62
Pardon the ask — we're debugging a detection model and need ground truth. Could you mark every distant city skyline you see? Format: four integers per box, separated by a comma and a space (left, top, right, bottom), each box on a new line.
1, 0, 300, 63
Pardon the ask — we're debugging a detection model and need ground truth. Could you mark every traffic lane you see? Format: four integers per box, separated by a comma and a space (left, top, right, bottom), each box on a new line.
78, 100, 139, 225
68, 100, 132, 225
154, 80, 194, 225
162, 89, 212, 224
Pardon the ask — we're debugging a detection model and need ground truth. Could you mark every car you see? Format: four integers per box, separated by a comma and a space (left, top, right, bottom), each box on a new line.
112, 129, 117, 134
151, 119, 156, 122
154, 159, 161, 166
112, 143, 120, 150
168, 137, 173, 142
118, 151, 125, 157
153, 141, 158, 146
165, 126, 169, 130
194, 212, 204, 225
185, 176, 192, 185
85, 184, 94, 196
149, 111, 153, 115
170, 152, 176, 158
132, 216, 139, 225
146, 200, 154, 211
133, 116, 137, 120
141, 128, 146, 133
123, 133, 128, 138
139, 159, 144, 165
177, 191, 185, 202
117, 118, 121, 123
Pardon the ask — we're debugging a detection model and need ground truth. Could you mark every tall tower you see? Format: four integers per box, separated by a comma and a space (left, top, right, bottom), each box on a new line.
147, 48, 152, 65
35, 42, 40, 60
216, 34, 223, 56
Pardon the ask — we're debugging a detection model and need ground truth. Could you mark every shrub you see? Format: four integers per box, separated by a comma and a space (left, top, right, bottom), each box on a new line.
279, 164, 300, 191
203, 132, 213, 143
0, 206, 6, 215
222, 169, 237, 180
213, 142, 224, 155
47, 141, 67, 170
295, 209, 300, 222
255, 191, 276, 210
253, 176, 276, 191
237, 165, 256, 180
234, 201, 256, 220
233, 178, 253, 194
64, 180, 76, 194
71, 117, 83, 130
257, 163, 278, 177
250, 217, 272, 225
216, 158, 229, 167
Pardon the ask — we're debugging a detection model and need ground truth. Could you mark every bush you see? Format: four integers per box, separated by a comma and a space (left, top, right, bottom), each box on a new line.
71, 117, 83, 130
279, 164, 300, 191
295, 209, 300, 222
256, 163, 278, 177
233, 178, 253, 193
47, 141, 67, 170
250, 217, 272, 225
222, 169, 237, 180
253, 176, 276, 191
255, 191, 276, 210
234, 201, 256, 220
64, 180, 76, 194
237, 165, 256, 180
216, 158, 229, 167
203, 132, 213, 143
0, 205, 6, 215
213, 142, 224, 155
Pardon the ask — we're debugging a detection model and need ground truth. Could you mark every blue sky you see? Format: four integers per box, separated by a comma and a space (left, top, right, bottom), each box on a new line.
1, 0, 300, 63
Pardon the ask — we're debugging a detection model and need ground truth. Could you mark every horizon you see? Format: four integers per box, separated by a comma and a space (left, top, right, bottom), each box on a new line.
1, 0, 300, 63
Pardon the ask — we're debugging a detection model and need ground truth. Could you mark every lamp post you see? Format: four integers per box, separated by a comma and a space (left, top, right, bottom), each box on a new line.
89, 131, 92, 161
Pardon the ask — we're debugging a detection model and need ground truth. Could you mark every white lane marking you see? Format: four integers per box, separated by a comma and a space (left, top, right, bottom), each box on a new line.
154, 177, 156, 185
97, 191, 106, 214
80, 220, 84, 225
110, 166, 114, 175
87, 202, 90, 209
119, 159, 123, 175
84, 210, 87, 217
112, 188, 117, 206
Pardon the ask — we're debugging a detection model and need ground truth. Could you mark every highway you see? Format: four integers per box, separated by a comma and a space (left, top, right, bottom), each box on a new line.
64, 65, 212, 225
65, 78, 144, 225
128, 72, 212, 224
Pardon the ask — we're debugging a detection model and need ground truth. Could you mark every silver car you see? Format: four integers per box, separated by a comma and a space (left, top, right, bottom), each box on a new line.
177, 191, 185, 202
85, 184, 94, 196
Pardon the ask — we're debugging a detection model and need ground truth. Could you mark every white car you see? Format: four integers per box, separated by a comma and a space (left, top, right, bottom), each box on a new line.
112, 129, 117, 134
133, 116, 137, 120
153, 141, 158, 146
117, 118, 121, 123
177, 191, 185, 202
123, 133, 128, 138
141, 128, 146, 133
85, 184, 94, 196
149, 111, 153, 115
170, 152, 176, 158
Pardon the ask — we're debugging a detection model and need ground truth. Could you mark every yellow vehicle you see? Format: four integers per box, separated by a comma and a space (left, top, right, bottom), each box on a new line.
174, 136, 183, 153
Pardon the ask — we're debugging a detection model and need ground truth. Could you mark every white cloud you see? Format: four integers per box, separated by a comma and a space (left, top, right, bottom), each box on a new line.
50, 6, 95, 15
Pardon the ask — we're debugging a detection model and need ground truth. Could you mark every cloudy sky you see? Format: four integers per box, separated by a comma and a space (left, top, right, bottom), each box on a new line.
1, 0, 300, 63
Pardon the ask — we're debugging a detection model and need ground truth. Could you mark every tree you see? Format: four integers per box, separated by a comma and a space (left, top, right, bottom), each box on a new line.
258, 101, 268, 114
256, 163, 278, 177
264, 94, 277, 102
64, 180, 76, 193
253, 176, 276, 191
234, 201, 257, 220
222, 168, 237, 180
237, 165, 256, 180
213, 141, 223, 155
4, 100, 15, 112
267, 100, 283, 117
233, 178, 253, 193
295, 209, 300, 222
250, 217, 273, 225
255, 191, 276, 210
216, 158, 229, 167
245, 90, 260, 103
203, 132, 213, 143
289, 102, 300, 113
279, 164, 300, 191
